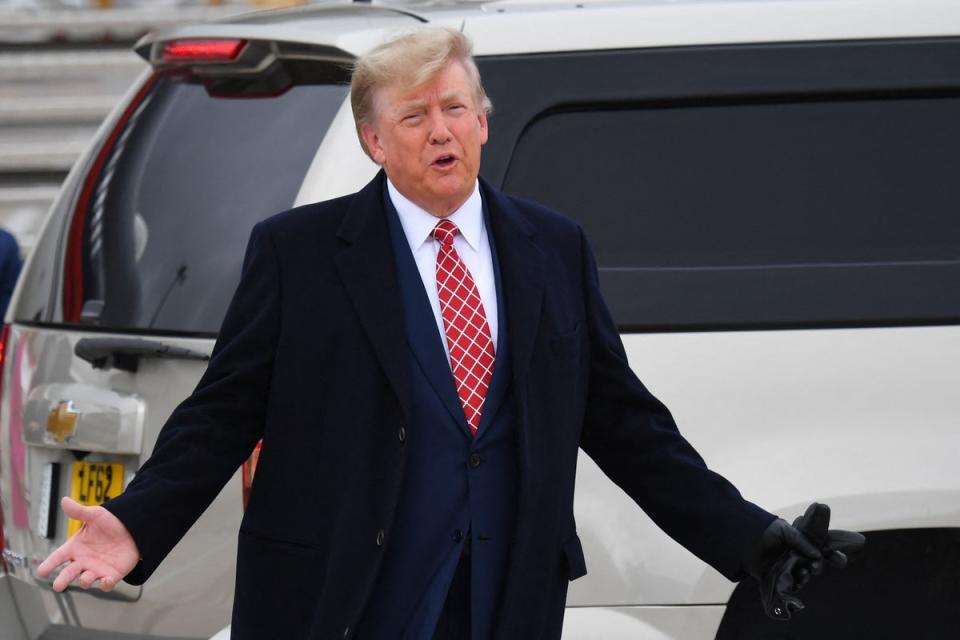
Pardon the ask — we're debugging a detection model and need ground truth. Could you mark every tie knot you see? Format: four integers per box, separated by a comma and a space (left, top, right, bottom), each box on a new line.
432, 219, 459, 246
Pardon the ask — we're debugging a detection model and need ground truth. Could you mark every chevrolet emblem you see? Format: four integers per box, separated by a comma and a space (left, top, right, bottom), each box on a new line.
47, 401, 78, 444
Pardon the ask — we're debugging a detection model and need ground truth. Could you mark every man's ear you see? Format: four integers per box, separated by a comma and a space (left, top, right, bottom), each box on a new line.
360, 123, 386, 165
478, 111, 489, 146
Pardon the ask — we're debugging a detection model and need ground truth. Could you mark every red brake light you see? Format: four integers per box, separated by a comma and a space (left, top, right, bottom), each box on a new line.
162, 39, 246, 63
0, 323, 8, 374
0, 323, 10, 567
241, 440, 262, 511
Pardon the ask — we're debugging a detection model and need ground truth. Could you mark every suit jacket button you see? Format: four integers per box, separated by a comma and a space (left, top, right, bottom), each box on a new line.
469, 453, 481, 468
452, 529, 464, 542
398, 426, 406, 444
343, 626, 350, 638
376, 529, 385, 547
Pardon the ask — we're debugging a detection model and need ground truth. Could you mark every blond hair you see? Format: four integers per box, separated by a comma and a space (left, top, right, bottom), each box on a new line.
350, 27, 492, 158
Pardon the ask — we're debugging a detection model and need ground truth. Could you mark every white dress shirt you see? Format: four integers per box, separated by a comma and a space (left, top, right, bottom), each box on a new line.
387, 178, 498, 362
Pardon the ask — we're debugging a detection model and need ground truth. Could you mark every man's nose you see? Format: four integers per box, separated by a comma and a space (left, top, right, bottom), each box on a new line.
427, 111, 452, 144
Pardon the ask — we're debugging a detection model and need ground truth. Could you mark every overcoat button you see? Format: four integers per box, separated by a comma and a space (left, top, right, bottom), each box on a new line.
343, 626, 350, 638
469, 453, 481, 468
398, 426, 406, 443
376, 529, 385, 547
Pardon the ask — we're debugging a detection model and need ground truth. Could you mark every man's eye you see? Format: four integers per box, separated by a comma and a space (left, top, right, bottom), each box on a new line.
402, 114, 423, 125
448, 104, 466, 112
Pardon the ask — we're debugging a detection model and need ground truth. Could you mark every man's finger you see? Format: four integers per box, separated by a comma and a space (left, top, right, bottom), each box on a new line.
809, 559, 823, 576
76, 558, 119, 586
792, 565, 810, 591
78, 569, 100, 589
775, 553, 803, 593
60, 496, 98, 523
52, 561, 85, 592
36, 543, 72, 577
826, 549, 848, 569
825, 529, 866, 554
782, 526, 822, 560
100, 575, 117, 592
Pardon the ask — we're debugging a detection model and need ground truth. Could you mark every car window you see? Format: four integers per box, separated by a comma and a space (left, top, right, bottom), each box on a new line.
505, 98, 960, 269
17, 73, 348, 335
480, 42, 960, 330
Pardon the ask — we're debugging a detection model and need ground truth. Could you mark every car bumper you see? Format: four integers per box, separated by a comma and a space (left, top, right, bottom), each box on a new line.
0, 573, 196, 640
562, 604, 725, 639
207, 605, 726, 639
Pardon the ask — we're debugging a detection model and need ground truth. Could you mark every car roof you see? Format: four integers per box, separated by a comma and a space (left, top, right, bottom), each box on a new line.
135, 0, 960, 62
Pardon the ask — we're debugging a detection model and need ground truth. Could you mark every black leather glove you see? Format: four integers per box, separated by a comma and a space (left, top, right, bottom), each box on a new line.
746, 503, 865, 621
746, 515, 821, 620
789, 502, 865, 590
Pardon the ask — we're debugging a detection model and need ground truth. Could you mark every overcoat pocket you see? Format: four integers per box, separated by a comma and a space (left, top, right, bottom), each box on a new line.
550, 324, 580, 357
233, 530, 325, 638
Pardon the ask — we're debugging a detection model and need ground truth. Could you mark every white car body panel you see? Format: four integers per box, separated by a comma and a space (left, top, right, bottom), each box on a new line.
563, 604, 725, 639
462, 0, 960, 55
136, 0, 960, 60
570, 326, 960, 606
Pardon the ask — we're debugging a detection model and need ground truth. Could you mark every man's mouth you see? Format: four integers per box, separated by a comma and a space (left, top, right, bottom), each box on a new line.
432, 154, 457, 168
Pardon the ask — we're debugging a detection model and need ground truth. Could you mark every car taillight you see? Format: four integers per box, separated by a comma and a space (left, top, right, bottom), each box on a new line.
0, 323, 11, 568
162, 39, 247, 63
241, 440, 262, 511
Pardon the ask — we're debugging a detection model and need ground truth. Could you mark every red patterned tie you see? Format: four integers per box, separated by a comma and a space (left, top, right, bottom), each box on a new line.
433, 219, 495, 437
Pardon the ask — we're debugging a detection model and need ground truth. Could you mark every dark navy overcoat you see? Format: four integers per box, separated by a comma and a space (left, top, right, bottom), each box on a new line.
106, 171, 773, 639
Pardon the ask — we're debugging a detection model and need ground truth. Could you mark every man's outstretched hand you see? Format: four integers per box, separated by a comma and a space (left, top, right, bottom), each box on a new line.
746, 503, 865, 621
36, 497, 139, 592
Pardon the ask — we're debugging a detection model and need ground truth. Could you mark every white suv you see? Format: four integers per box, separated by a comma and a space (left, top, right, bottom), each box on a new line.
2, 1, 959, 639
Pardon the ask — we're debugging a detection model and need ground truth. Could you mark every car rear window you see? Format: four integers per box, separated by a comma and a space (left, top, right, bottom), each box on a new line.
19, 73, 348, 335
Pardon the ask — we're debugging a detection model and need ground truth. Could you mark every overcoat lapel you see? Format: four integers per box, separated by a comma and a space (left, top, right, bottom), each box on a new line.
479, 178, 545, 406
472, 200, 511, 440
333, 172, 412, 421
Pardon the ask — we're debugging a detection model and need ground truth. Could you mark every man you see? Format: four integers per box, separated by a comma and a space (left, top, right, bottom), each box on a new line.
38, 28, 860, 639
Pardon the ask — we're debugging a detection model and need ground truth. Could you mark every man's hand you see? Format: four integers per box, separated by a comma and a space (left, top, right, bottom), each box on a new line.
36, 497, 140, 592
789, 503, 864, 590
746, 516, 822, 619
746, 503, 865, 621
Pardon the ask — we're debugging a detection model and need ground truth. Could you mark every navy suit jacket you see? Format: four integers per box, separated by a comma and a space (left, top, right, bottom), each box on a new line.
106, 171, 774, 639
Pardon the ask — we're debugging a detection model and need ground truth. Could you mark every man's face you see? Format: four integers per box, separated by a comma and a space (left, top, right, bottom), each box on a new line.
361, 60, 489, 218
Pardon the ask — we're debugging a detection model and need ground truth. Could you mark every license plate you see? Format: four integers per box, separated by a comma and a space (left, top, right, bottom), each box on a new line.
68, 462, 124, 537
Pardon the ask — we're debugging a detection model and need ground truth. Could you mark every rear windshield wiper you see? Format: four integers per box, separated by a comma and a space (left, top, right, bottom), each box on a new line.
75, 337, 210, 373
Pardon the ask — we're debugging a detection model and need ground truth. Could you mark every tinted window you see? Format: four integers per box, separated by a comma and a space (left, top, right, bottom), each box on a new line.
505, 98, 960, 269
37, 74, 348, 334
480, 41, 960, 330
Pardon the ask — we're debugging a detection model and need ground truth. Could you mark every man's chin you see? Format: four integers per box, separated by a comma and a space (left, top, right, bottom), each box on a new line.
421, 184, 474, 216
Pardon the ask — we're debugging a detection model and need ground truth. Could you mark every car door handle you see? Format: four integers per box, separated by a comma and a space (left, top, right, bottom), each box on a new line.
75, 337, 210, 373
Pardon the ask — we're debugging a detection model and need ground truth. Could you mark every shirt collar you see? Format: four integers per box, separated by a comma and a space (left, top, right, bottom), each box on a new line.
387, 178, 483, 254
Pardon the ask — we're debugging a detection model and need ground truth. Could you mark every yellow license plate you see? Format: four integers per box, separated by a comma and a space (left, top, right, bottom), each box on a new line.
68, 462, 124, 537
